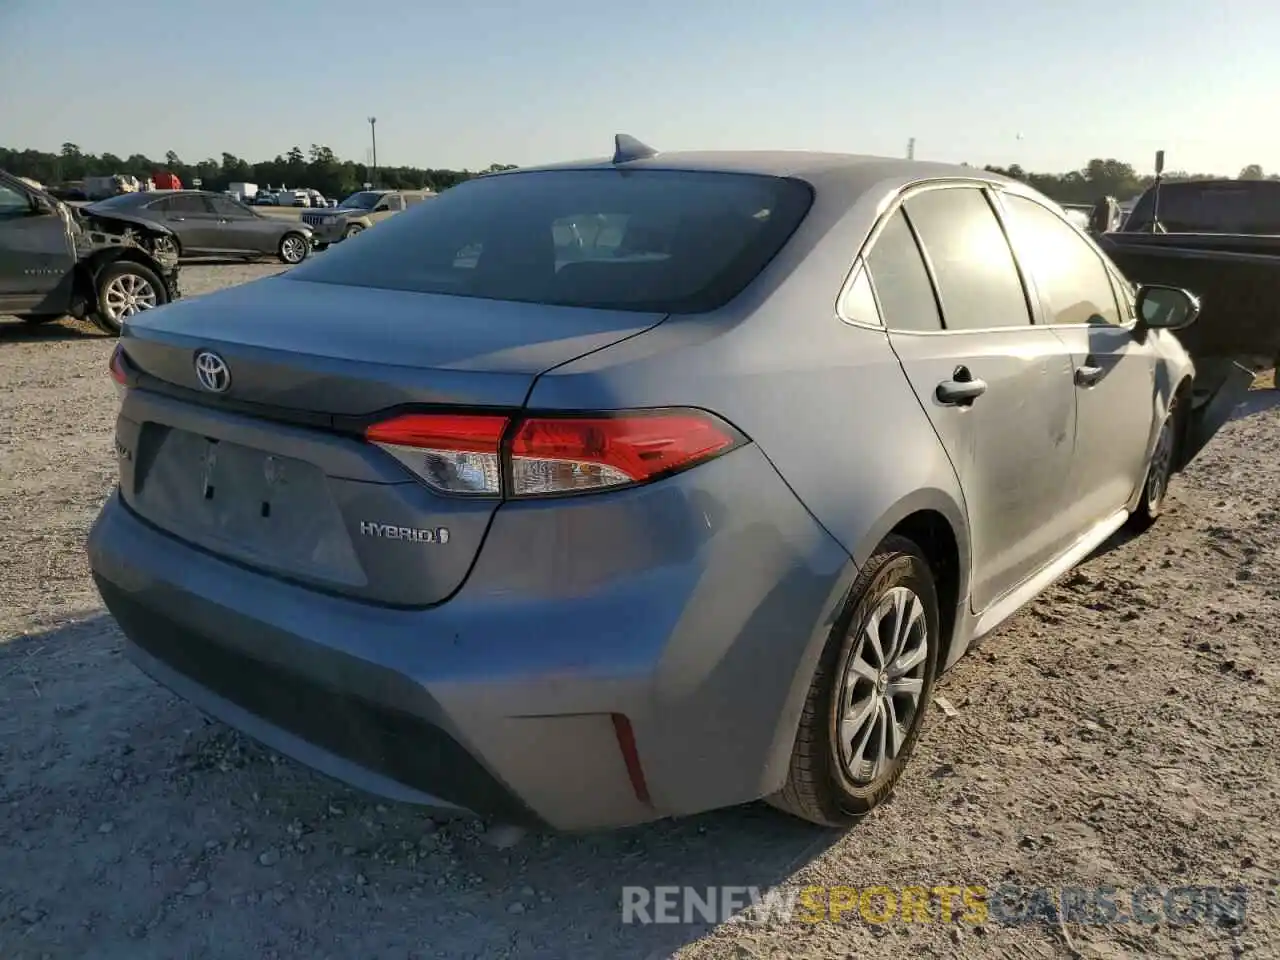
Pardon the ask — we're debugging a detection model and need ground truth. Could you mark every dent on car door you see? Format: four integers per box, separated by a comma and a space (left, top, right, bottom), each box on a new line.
997, 192, 1161, 520
0, 180, 75, 309
872, 187, 1079, 613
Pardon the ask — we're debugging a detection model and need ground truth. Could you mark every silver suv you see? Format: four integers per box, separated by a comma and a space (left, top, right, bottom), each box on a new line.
301, 188, 434, 248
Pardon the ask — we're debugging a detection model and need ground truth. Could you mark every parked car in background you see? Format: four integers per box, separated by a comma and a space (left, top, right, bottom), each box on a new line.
252, 191, 278, 206
49, 181, 89, 201
88, 138, 1239, 833
301, 187, 435, 248
273, 189, 310, 207
0, 168, 179, 334
83, 174, 141, 200
84, 190, 312, 264
227, 182, 259, 203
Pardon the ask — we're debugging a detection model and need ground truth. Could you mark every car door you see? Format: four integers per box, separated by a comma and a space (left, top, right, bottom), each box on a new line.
871, 185, 1079, 613
996, 192, 1158, 526
0, 179, 76, 310
206, 195, 277, 253
151, 194, 221, 252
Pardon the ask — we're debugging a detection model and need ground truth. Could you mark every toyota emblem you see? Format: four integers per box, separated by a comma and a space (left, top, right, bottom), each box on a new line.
194, 350, 231, 393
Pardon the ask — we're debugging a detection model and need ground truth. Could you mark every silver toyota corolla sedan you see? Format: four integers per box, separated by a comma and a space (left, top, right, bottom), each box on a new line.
88, 136, 1240, 832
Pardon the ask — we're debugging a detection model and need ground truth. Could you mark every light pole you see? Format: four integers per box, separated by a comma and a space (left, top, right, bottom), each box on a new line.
368, 116, 378, 187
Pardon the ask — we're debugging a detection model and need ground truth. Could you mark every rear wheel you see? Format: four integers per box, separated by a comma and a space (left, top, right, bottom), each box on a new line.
769, 535, 940, 827
278, 232, 310, 265
90, 261, 167, 335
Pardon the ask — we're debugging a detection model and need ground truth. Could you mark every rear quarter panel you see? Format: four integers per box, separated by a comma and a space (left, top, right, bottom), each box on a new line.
526, 170, 971, 598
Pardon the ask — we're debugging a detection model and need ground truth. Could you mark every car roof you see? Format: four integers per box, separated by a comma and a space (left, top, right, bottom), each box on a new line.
484, 148, 1016, 207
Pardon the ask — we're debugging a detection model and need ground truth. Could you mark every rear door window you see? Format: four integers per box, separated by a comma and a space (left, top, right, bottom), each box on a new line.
167, 194, 213, 215
839, 264, 881, 327
864, 210, 941, 332
904, 187, 1032, 331
288, 169, 814, 313
208, 196, 251, 218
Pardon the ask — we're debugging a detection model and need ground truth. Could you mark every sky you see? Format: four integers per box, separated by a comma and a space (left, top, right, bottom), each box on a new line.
2, 0, 1276, 177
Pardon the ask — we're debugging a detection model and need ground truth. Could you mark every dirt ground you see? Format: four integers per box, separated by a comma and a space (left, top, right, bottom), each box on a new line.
1, 263, 1277, 960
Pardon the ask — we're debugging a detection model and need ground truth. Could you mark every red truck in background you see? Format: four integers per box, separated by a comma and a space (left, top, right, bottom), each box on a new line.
152, 171, 182, 190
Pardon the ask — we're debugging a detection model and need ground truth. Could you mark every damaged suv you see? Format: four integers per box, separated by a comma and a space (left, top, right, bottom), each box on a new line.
0, 169, 180, 334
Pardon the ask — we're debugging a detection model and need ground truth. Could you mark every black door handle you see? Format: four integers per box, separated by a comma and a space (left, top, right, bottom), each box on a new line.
1075, 358, 1105, 387
935, 367, 988, 406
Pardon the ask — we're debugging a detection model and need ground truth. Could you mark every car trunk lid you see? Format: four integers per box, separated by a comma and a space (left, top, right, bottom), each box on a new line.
115, 277, 668, 606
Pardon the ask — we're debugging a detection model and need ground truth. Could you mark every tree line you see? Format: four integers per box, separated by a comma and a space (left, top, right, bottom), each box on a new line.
2, 143, 1276, 204
979, 159, 1279, 205
0, 142, 517, 199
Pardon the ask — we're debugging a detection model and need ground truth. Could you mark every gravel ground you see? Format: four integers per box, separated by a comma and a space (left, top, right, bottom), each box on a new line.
1, 263, 1277, 959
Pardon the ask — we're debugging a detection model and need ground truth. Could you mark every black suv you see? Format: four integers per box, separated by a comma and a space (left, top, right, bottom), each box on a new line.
0, 170, 181, 334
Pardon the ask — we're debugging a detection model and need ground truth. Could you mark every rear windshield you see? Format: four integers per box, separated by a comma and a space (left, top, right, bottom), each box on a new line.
288, 169, 813, 313
1125, 180, 1280, 234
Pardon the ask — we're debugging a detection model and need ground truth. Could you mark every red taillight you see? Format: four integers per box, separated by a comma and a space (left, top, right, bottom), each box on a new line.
363, 408, 743, 498
365, 413, 509, 496
109, 344, 129, 391
509, 411, 739, 496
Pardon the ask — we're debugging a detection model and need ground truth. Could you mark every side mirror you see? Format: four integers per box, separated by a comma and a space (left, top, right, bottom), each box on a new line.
28, 194, 55, 215
1136, 284, 1200, 332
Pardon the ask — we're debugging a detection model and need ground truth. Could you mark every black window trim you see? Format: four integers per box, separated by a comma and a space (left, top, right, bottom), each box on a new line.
842, 178, 1053, 336
989, 187, 1134, 332
835, 257, 883, 328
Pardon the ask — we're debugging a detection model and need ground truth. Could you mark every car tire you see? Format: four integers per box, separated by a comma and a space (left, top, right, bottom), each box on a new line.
278, 233, 310, 265
1128, 394, 1181, 532
90, 261, 168, 336
343, 224, 365, 240
769, 534, 941, 828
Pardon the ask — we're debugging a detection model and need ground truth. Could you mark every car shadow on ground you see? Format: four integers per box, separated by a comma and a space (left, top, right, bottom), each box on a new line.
1233, 387, 1280, 419
1, 613, 845, 959
1090, 385, 1278, 562
0, 317, 105, 342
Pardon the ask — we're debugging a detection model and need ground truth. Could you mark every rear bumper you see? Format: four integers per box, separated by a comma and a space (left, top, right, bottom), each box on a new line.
88, 445, 855, 831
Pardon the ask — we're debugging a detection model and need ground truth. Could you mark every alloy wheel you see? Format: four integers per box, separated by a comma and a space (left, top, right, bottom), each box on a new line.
102, 273, 158, 321
1147, 416, 1175, 509
836, 585, 930, 784
281, 235, 308, 264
